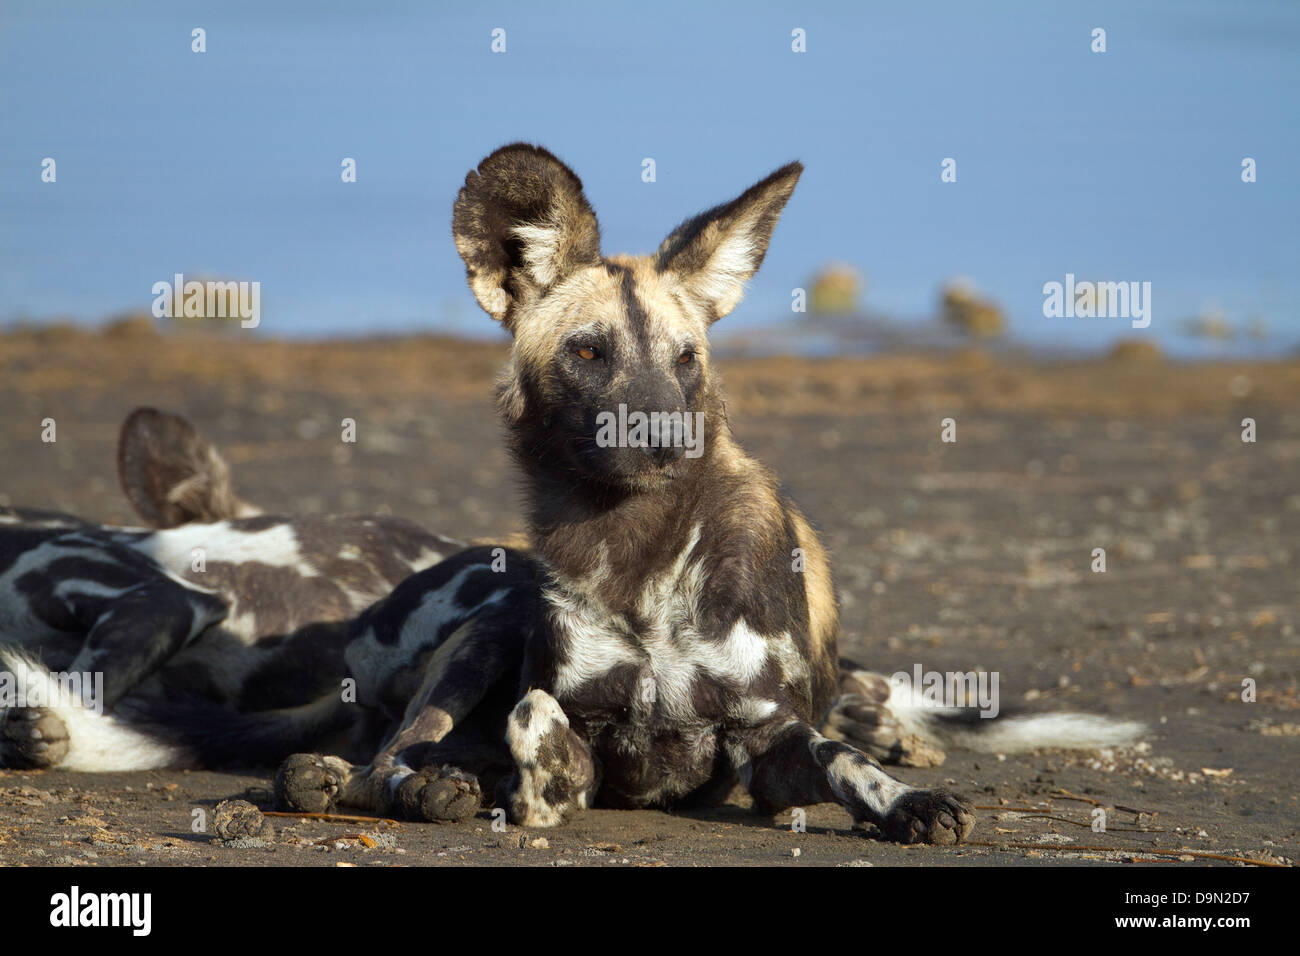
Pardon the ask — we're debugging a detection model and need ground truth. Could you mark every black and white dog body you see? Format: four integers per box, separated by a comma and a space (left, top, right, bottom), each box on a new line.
0, 409, 462, 771
258, 145, 1147, 844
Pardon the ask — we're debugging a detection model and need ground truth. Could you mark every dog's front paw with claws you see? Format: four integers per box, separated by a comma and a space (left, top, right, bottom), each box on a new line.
274, 753, 349, 813
880, 789, 976, 845
393, 765, 481, 822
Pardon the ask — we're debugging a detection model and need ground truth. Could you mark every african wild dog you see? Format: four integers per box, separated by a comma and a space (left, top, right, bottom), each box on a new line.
199, 144, 1138, 845
0, 407, 465, 771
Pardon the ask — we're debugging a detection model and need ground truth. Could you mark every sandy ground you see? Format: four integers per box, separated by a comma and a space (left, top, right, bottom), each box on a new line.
0, 324, 1297, 867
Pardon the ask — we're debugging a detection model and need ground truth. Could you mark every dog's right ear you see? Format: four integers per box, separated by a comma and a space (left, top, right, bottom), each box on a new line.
655, 161, 802, 323
452, 143, 602, 329
118, 408, 259, 527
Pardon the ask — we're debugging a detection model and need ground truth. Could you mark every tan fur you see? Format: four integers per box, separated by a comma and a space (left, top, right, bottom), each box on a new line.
790, 506, 840, 711
514, 261, 703, 362
469, 532, 531, 550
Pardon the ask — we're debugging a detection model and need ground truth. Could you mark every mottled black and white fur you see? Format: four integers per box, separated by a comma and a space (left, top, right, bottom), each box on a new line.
200, 145, 1143, 845
0, 408, 463, 771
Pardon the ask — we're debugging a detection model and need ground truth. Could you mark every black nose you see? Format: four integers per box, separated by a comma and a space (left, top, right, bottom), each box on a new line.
642, 442, 685, 466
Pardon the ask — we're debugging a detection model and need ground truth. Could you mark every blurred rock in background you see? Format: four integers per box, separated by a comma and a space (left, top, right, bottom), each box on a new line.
809, 262, 863, 315
1184, 307, 1235, 341
940, 279, 1005, 339
1107, 338, 1163, 363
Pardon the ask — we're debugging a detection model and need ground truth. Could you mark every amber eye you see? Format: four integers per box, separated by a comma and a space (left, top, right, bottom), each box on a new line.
677, 350, 694, 365
576, 346, 597, 361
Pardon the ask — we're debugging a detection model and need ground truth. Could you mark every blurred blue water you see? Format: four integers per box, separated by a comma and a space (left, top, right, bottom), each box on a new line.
1, 0, 1296, 357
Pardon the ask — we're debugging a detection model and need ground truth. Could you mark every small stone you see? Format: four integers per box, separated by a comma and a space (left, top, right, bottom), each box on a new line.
212, 799, 275, 842
791, 847, 801, 858
529, 837, 550, 849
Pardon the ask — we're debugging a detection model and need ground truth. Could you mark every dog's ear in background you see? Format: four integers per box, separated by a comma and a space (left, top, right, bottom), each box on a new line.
118, 407, 260, 527
656, 161, 802, 323
452, 143, 602, 330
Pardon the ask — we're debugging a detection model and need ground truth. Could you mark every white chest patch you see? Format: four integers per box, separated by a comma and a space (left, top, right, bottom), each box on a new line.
549, 524, 782, 723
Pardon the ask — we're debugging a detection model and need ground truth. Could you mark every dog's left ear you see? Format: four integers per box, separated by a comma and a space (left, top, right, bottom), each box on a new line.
655, 161, 802, 322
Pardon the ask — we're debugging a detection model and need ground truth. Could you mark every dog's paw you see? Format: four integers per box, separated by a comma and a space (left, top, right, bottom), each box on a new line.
880, 789, 975, 845
274, 753, 348, 813
503, 689, 593, 828
507, 689, 569, 763
0, 707, 69, 769
823, 692, 947, 767
827, 669, 947, 767
393, 765, 481, 822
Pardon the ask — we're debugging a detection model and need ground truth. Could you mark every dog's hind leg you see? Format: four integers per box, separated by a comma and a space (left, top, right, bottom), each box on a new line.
739, 719, 975, 845
65, 578, 229, 709
820, 665, 947, 768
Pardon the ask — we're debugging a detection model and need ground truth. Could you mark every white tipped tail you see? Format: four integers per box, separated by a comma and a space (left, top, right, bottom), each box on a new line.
884, 678, 1146, 754
0, 647, 185, 771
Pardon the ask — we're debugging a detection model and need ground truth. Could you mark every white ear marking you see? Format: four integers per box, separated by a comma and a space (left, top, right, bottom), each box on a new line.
512, 222, 564, 287
689, 232, 758, 317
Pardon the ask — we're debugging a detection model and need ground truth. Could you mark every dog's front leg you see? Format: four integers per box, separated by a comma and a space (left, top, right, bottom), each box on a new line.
274, 700, 483, 825
274, 743, 483, 824
739, 720, 975, 845
498, 689, 599, 827
68, 574, 229, 709
274, 704, 486, 824
275, 607, 525, 823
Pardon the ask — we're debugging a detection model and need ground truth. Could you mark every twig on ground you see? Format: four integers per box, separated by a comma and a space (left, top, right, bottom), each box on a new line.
262, 810, 400, 826
974, 805, 1163, 833
1051, 788, 1157, 820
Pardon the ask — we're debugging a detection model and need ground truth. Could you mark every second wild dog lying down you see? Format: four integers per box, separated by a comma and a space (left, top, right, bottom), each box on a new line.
170, 144, 1142, 844
0, 408, 464, 771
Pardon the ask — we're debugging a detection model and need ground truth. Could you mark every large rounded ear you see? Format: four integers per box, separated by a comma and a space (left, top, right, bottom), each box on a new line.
655, 161, 802, 322
452, 143, 602, 330
118, 408, 257, 527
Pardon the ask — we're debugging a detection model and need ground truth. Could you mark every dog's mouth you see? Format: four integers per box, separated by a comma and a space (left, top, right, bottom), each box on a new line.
610, 467, 681, 498
564, 434, 685, 491
629, 458, 681, 485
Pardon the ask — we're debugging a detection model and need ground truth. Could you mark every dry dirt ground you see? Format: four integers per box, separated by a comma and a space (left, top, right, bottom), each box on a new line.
0, 325, 1297, 867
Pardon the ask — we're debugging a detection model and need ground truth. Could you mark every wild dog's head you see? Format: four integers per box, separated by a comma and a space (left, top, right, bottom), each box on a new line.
452, 143, 801, 492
